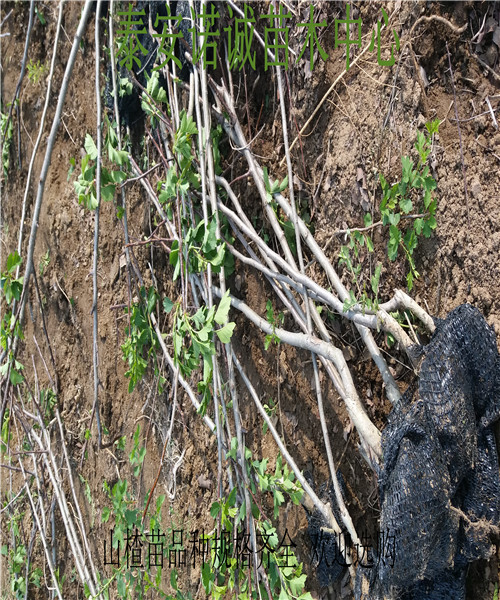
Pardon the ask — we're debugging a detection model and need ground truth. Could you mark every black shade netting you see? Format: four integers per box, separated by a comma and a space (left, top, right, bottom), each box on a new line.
306, 476, 349, 587
361, 304, 500, 599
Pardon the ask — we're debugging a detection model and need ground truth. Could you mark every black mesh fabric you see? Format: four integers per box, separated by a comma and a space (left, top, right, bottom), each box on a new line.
418, 348, 477, 492
356, 304, 500, 600
454, 426, 500, 567
306, 477, 349, 586
355, 565, 467, 600
430, 305, 500, 428
395, 567, 467, 600
378, 399, 459, 589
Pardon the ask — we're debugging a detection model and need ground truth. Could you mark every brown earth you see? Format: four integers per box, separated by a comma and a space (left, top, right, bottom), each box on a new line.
1, 1, 499, 599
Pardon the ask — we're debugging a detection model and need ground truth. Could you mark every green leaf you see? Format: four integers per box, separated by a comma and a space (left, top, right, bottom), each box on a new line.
170, 569, 178, 591
161, 168, 178, 202
238, 500, 246, 523
387, 225, 401, 261
67, 157, 76, 181
191, 306, 206, 329
279, 175, 289, 192
214, 290, 232, 325
282, 220, 297, 256
423, 215, 436, 237
407, 270, 415, 291
228, 486, 237, 507
84, 134, 98, 160
119, 76, 133, 97
258, 457, 268, 476
110, 170, 127, 184
101, 182, 116, 203
279, 586, 289, 600
289, 574, 307, 596
163, 297, 174, 314
216, 322, 235, 343
404, 228, 418, 254
371, 264, 382, 295
401, 156, 413, 182
387, 212, 400, 226
6, 251, 22, 274
179, 110, 198, 136
202, 218, 218, 254
10, 368, 24, 385
108, 144, 129, 167
210, 501, 221, 518
263, 167, 271, 193
202, 562, 213, 594
117, 573, 126, 597
423, 189, 432, 209
426, 119, 441, 135
399, 196, 412, 214
210, 244, 226, 268
35, 6, 46, 25
81, 191, 98, 211
145, 70, 167, 105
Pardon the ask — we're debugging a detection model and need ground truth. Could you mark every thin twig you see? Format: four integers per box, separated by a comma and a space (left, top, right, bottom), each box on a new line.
142, 372, 179, 522
90, 0, 103, 447
17, 0, 65, 281
109, 0, 134, 337
16, 0, 94, 332
1, 1, 35, 150
18, 459, 64, 600
232, 352, 348, 541
472, 53, 500, 84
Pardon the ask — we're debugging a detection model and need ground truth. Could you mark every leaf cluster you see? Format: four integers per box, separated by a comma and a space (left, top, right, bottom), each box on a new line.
26, 59, 47, 85
380, 120, 439, 289
158, 112, 200, 218
339, 120, 440, 311
207, 448, 311, 600
0, 252, 25, 385
141, 70, 168, 126
264, 299, 284, 349
121, 287, 162, 393
72, 117, 129, 210
1, 105, 13, 178
166, 290, 235, 415
339, 230, 382, 312
99, 426, 169, 600
169, 217, 227, 281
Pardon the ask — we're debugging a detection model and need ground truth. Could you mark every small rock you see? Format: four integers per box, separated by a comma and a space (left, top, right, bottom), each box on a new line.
197, 474, 212, 489
470, 178, 481, 199
417, 113, 427, 128
342, 345, 356, 362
